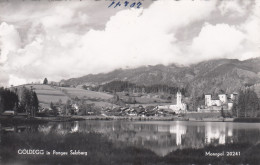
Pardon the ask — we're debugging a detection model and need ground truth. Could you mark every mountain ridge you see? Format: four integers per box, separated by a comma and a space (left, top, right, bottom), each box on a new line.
60, 58, 260, 95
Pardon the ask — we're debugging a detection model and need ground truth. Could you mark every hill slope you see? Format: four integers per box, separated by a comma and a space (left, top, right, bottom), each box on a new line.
60, 58, 260, 95
24, 84, 70, 106
15, 85, 114, 108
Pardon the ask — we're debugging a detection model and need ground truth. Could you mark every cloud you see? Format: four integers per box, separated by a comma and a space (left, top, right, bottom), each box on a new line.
190, 23, 246, 61
0, 22, 21, 63
0, 0, 259, 86
1, 0, 217, 86
0, 69, 9, 87
218, 0, 250, 17
40, 6, 74, 28
242, 0, 260, 45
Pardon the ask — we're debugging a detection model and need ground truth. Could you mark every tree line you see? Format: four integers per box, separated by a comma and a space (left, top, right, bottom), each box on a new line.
232, 88, 260, 117
89, 80, 187, 95
0, 87, 39, 117
0, 88, 19, 113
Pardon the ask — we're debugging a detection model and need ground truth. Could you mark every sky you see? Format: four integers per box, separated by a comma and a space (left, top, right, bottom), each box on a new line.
0, 0, 259, 87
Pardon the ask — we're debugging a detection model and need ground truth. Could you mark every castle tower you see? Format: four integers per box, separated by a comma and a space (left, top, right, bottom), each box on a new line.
218, 94, 227, 104
205, 94, 212, 107
176, 91, 182, 106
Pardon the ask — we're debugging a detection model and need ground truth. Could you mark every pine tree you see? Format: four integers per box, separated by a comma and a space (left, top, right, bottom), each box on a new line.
20, 87, 31, 114
0, 93, 4, 114
19, 87, 39, 117
31, 92, 39, 117
236, 88, 260, 118
43, 78, 48, 85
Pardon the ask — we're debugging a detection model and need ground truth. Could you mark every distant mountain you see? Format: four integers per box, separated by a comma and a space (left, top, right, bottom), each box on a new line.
60, 58, 260, 96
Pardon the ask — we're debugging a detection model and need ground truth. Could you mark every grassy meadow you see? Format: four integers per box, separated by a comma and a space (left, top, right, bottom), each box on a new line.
24, 85, 70, 105
22, 85, 113, 107
19, 84, 175, 108
58, 87, 113, 100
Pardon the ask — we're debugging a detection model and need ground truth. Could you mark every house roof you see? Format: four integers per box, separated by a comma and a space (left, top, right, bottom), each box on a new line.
3, 110, 15, 113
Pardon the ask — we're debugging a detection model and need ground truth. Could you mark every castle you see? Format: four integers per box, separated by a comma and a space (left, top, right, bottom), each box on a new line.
204, 93, 237, 111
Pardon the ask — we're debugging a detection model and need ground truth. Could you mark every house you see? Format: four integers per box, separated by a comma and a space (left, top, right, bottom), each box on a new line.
2, 110, 16, 116
72, 104, 79, 114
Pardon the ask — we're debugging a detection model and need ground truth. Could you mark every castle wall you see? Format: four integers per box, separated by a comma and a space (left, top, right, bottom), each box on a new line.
218, 94, 227, 104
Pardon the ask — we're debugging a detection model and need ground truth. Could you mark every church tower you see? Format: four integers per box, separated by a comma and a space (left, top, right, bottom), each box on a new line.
176, 91, 182, 106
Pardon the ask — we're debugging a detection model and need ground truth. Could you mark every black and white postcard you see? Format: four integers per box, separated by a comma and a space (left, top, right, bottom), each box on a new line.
0, 0, 260, 164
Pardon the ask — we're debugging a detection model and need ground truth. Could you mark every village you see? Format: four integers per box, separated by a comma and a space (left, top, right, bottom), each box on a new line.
0, 84, 238, 120
0, 80, 250, 122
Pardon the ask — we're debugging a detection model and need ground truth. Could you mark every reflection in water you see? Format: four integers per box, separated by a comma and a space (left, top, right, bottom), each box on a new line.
169, 122, 186, 146
1, 121, 260, 157
205, 123, 229, 144
70, 121, 79, 133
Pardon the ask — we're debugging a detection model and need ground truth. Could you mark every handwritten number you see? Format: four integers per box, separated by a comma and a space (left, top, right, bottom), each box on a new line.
108, 1, 115, 8
108, 1, 142, 9
124, 1, 129, 7
136, 2, 142, 8
114, 1, 121, 8
130, 2, 136, 8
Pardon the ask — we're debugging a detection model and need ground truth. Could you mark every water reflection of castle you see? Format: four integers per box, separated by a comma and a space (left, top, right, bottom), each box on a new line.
205, 123, 233, 145
55, 121, 235, 156
2, 121, 260, 157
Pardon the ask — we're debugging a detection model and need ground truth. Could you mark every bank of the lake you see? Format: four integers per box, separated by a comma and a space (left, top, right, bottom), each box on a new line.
2, 115, 260, 124
72, 115, 235, 122
233, 117, 260, 123
71, 115, 189, 121
0, 116, 48, 125
0, 116, 84, 125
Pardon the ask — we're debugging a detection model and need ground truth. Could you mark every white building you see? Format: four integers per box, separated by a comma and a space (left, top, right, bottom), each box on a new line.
204, 93, 237, 110
205, 94, 212, 106
158, 91, 187, 114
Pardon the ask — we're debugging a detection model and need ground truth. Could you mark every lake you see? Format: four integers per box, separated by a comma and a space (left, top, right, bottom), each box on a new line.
1, 120, 260, 165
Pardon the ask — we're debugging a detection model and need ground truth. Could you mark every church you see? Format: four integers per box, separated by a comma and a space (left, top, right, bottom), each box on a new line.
158, 91, 187, 114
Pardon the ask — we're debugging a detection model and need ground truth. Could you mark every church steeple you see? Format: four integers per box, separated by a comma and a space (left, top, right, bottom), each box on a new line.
176, 90, 182, 106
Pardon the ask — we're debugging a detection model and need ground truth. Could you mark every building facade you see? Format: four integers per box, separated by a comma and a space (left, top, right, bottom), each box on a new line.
204, 93, 237, 111
158, 91, 187, 114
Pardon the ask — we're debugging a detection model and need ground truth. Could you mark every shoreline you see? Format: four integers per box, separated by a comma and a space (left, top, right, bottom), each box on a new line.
2, 115, 260, 124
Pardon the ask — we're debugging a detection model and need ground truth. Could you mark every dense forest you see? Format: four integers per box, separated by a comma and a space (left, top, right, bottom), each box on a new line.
87, 80, 188, 96
17, 87, 39, 117
232, 88, 260, 117
0, 87, 39, 117
0, 88, 19, 113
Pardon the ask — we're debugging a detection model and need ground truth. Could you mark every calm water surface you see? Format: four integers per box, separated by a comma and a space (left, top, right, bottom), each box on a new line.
1, 120, 260, 164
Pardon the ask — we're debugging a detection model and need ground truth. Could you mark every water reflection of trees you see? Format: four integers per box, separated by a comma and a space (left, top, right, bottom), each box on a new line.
1, 121, 260, 157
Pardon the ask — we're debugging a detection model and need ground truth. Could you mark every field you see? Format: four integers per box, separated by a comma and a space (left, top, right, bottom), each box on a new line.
57, 87, 113, 100
24, 84, 70, 105
22, 85, 113, 106
20, 85, 172, 108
